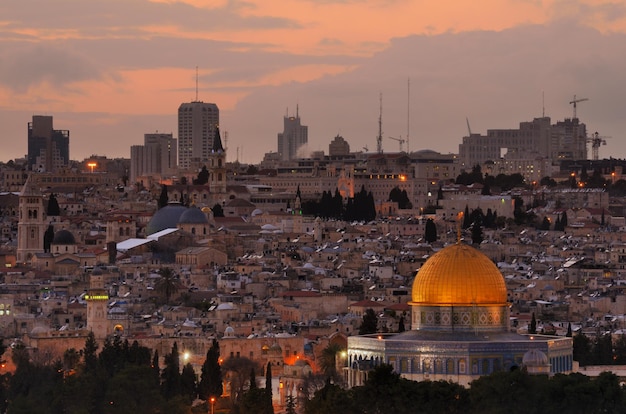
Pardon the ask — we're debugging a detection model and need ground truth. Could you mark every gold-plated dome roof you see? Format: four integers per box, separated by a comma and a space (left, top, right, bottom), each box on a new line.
410, 243, 507, 306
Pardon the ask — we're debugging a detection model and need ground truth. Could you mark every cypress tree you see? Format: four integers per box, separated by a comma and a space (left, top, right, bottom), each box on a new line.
198, 339, 223, 400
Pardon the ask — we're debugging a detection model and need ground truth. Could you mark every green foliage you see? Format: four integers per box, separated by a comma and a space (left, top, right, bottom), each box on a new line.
285, 395, 297, 414
193, 166, 209, 185
198, 339, 223, 400
155, 267, 182, 304
212, 203, 224, 217
161, 342, 182, 400
424, 219, 437, 243
529, 313, 537, 334
158, 185, 169, 209
180, 363, 197, 403
43, 225, 54, 253
388, 187, 412, 209
46, 193, 61, 216
358, 308, 378, 335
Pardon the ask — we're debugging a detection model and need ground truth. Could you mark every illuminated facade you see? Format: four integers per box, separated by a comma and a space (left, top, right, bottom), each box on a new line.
346, 242, 573, 387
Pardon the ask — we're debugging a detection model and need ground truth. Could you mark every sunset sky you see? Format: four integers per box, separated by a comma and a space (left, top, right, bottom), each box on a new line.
1, 0, 626, 164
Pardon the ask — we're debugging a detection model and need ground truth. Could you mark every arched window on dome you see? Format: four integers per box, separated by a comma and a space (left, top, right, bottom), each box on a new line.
434, 359, 443, 374
493, 358, 501, 372
412, 357, 420, 373
458, 359, 466, 374
481, 359, 490, 375
400, 358, 408, 373
446, 359, 455, 374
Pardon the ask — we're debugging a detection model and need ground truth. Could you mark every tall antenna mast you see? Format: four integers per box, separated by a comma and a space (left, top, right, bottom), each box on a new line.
195, 66, 199, 101
542, 91, 545, 117
377, 93, 383, 154
407, 78, 410, 153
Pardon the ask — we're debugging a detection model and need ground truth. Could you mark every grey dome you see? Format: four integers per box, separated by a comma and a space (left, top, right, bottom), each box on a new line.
178, 206, 208, 224
146, 203, 188, 235
53, 229, 76, 245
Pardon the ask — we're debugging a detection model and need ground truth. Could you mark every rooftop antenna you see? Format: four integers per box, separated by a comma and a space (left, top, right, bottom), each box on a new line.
195, 66, 199, 101
407, 78, 410, 153
377, 93, 383, 154
542, 91, 545, 117
296, 104, 299, 118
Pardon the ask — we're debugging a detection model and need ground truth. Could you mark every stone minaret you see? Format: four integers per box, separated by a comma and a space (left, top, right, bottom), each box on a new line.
86, 270, 109, 340
17, 174, 46, 263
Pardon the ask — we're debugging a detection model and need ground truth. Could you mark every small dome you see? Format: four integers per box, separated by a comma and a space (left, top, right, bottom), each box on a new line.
179, 206, 209, 224
410, 243, 507, 306
522, 349, 549, 367
146, 202, 188, 235
52, 229, 76, 245
224, 326, 235, 338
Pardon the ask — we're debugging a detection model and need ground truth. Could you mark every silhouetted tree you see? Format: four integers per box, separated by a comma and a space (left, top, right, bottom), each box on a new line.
158, 185, 169, 209
424, 218, 437, 243
212, 203, 224, 217
198, 338, 223, 401
43, 225, 54, 252
47, 193, 60, 216
359, 308, 378, 335
529, 313, 537, 334
194, 165, 209, 185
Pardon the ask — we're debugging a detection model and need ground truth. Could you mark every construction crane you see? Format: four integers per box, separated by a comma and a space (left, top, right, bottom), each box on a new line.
569, 95, 589, 119
587, 131, 610, 160
389, 136, 406, 152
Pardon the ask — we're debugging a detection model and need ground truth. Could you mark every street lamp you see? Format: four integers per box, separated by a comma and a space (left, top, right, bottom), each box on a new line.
210, 396, 216, 414
87, 162, 97, 173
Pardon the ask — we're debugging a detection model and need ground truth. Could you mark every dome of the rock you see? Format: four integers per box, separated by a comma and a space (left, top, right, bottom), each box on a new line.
410, 242, 507, 307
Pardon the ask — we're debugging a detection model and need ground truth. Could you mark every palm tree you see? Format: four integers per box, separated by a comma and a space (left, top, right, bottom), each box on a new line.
155, 267, 181, 304
319, 343, 344, 381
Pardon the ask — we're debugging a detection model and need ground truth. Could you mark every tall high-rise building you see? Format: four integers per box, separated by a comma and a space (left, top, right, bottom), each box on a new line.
27, 115, 70, 172
277, 107, 308, 161
178, 101, 219, 169
130, 133, 177, 183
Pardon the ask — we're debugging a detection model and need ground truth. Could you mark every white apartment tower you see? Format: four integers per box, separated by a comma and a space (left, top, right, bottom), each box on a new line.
277, 106, 308, 161
178, 101, 220, 169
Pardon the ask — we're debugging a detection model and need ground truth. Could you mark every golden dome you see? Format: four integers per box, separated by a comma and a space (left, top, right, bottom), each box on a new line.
410, 243, 507, 306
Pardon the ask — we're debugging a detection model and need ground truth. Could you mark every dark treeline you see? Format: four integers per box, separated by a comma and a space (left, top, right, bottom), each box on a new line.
0, 335, 236, 414
305, 364, 626, 414
302, 186, 376, 222
3, 332, 626, 414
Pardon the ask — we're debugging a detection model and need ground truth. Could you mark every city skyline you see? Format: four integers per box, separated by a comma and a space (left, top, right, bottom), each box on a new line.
1, 1, 626, 164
